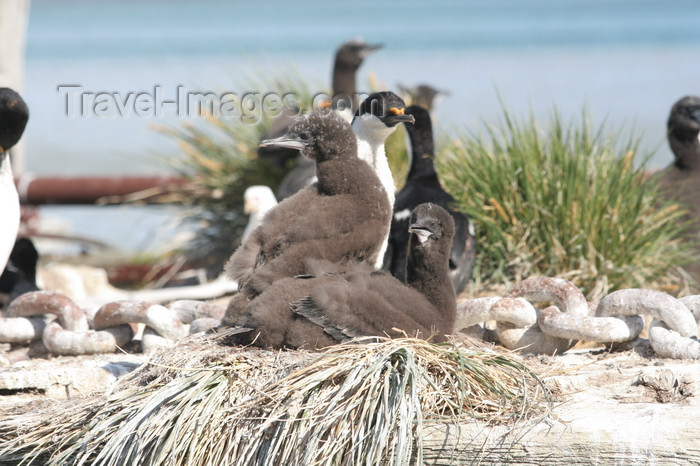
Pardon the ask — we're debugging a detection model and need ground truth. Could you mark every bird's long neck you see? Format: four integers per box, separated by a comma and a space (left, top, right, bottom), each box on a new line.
352, 117, 397, 205
405, 242, 456, 315
670, 129, 700, 171
0, 152, 21, 271
1, 152, 15, 186
352, 117, 397, 269
406, 124, 437, 180
315, 157, 373, 196
357, 140, 395, 204
332, 60, 357, 99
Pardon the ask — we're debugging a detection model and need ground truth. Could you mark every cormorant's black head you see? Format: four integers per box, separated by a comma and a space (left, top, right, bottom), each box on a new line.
356, 91, 415, 128
334, 39, 383, 70
408, 203, 455, 251
259, 111, 357, 163
0, 88, 29, 153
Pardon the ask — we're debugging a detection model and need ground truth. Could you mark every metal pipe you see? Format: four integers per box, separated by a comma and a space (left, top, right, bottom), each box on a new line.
15, 175, 187, 205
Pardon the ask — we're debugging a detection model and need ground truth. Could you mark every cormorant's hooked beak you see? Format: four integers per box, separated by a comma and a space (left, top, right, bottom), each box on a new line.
381, 107, 416, 127
259, 136, 305, 151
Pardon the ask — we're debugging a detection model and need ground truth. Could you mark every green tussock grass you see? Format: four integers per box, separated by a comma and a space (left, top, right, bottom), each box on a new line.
0, 336, 548, 466
438, 105, 694, 300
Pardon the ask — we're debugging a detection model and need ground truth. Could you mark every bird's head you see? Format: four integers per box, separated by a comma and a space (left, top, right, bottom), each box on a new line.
335, 38, 383, 70
667, 95, 700, 169
355, 91, 415, 129
398, 83, 449, 112
0, 87, 29, 154
259, 111, 357, 163
668, 95, 700, 135
408, 203, 455, 252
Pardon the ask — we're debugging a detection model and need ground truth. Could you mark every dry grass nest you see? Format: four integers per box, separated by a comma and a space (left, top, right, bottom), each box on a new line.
0, 331, 550, 465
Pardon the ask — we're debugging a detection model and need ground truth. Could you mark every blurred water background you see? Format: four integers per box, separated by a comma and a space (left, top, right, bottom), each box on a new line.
21, 0, 700, 253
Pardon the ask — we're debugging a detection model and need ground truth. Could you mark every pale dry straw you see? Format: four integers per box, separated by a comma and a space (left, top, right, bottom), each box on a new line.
0, 332, 548, 465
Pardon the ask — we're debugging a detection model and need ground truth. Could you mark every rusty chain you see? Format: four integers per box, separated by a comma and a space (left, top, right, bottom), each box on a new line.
1, 277, 699, 359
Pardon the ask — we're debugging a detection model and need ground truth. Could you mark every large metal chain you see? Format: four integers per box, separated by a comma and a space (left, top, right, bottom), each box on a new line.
1, 293, 224, 355
1, 277, 699, 359
456, 277, 700, 358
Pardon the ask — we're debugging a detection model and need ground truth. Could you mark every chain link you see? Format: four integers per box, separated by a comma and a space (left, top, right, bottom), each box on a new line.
456, 277, 700, 358
1, 293, 224, 355
1, 278, 699, 358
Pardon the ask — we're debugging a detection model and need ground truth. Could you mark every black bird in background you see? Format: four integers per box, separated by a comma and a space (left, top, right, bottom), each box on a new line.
228, 203, 457, 349
269, 39, 382, 201
0, 87, 29, 275
386, 105, 476, 294
659, 95, 700, 283
332, 39, 383, 108
664, 95, 700, 176
222, 110, 392, 326
0, 238, 40, 308
398, 83, 449, 112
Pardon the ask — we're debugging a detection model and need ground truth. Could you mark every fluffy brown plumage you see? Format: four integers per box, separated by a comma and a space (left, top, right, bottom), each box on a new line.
222, 111, 392, 326
273, 38, 383, 199
227, 203, 456, 349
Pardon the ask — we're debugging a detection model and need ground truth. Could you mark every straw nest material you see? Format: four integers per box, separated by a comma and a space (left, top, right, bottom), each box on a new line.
0, 331, 549, 466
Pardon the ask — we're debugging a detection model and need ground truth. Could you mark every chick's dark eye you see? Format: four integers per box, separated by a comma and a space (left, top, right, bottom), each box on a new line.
298, 131, 312, 142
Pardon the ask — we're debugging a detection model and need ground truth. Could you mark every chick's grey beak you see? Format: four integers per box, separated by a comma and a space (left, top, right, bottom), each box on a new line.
408, 224, 432, 244
259, 136, 305, 151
